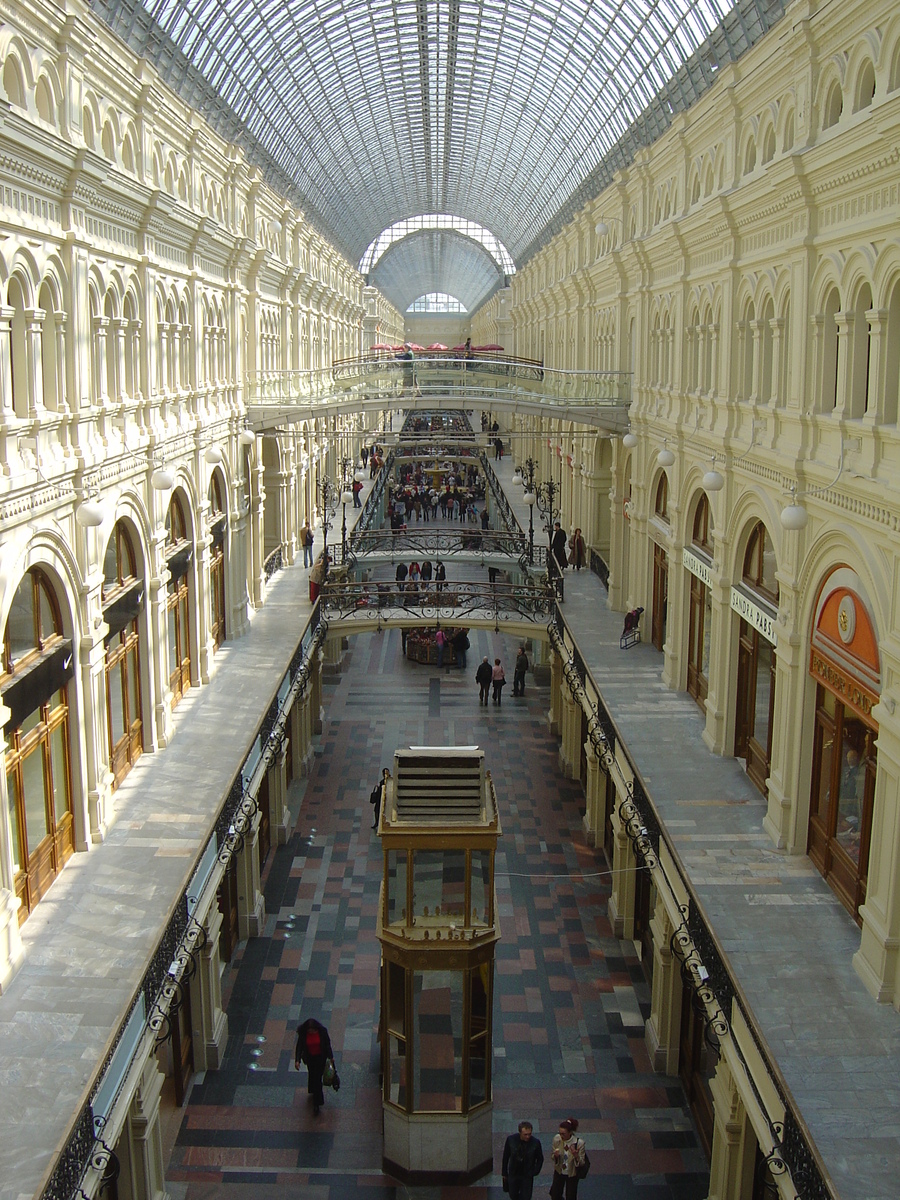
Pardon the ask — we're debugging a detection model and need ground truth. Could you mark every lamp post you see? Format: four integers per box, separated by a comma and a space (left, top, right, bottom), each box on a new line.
339, 457, 354, 562
536, 477, 560, 547
519, 456, 538, 565
318, 477, 339, 572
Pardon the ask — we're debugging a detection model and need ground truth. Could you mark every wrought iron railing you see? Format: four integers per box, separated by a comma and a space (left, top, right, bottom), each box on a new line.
263, 545, 283, 582
245, 359, 631, 428
590, 548, 610, 589
339, 527, 545, 567
354, 449, 396, 533
546, 605, 836, 1200
40, 604, 328, 1200
320, 577, 553, 624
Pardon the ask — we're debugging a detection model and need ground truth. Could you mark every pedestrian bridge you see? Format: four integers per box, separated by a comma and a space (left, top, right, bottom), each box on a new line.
246, 354, 631, 434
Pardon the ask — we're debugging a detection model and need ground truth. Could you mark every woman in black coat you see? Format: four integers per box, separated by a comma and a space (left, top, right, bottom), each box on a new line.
295, 1017, 334, 1115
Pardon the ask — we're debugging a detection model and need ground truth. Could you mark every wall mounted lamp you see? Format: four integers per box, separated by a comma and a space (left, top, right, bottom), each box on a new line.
657, 440, 675, 468
780, 437, 852, 530
239, 429, 256, 447
622, 431, 638, 450
702, 455, 724, 493
75, 497, 106, 527
204, 445, 224, 465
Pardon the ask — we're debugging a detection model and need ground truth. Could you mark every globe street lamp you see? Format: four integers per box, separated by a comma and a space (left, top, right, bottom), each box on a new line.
519, 457, 538, 565
318, 477, 340, 572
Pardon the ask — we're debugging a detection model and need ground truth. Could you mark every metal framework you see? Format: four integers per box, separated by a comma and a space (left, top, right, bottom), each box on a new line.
93, 0, 787, 278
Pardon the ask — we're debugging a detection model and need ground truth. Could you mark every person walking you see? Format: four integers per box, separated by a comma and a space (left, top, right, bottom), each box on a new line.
480, 506, 489, 531
352, 478, 363, 507
369, 767, 389, 830
475, 656, 492, 705
295, 1017, 334, 1116
435, 627, 447, 668
550, 1118, 587, 1200
452, 628, 469, 669
502, 1121, 544, 1200
361, 445, 369, 469
513, 645, 529, 696
300, 519, 314, 568
568, 527, 586, 569
435, 559, 446, 592
491, 658, 506, 705
551, 522, 568, 570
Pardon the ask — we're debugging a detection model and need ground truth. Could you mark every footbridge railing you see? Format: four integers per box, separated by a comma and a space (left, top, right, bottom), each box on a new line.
245, 359, 631, 431
319, 577, 553, 624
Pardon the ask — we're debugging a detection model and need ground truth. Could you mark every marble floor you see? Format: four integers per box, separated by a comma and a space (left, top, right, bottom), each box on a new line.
165, 627, 709, 1199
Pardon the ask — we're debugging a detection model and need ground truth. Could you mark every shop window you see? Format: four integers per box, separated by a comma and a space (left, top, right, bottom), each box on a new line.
734, 523, 778, 795
102, 522, 143, 788
165, 495, 192, 705
654, 473, 668, 521
209, 474, 227, 651
2, 569, 75, 921
808, 687, 876, 922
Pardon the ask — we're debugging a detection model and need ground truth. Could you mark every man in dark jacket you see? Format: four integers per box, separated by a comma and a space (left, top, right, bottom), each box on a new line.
475, 656, 493, 706
551, 522, 568, 569
452, 628, 469, 669
513, 645, 529, 696
502, 1121, 544, 1200
295, 1017, 334, 1115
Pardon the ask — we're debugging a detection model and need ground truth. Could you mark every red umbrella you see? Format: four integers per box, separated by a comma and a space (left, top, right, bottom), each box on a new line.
370, 343, 393, 350
452, 344, 468, 351
427, 343, 448, 351
474, 343, 504, 351
409, 343, 426, 351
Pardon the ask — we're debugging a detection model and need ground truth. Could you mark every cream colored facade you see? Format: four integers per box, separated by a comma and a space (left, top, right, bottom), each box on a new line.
0, 0, 400, 989
475, 0, 900, 1005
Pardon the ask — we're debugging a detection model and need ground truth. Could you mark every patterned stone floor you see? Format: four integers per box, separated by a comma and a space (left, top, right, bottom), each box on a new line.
166, 628, 709, 1199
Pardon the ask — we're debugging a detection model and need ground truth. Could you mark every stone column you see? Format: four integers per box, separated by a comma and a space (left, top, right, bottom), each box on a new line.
853, 693, 900, 1005
311, 647, 324, 734
701, 555, 734, 756
236, 811, 265, 940
93, 315, 109, 404
82, 610, 115, 844
113, 317, 129, 403
0, 307, 14, 427
195, 527, 214, 685
645, 900, 682, 1074
606, 771, 636, 939
0, 700, 24, 993
558, 690, 581, 780
833, 311, 853, 417
547, 647, 563, 736
272, 742, 293, 845
707, 1057, 755, 1200
118, 1054, 170, 1200
25, 309, 46, 417
582, 745, 602, 845
190, 884, 229, 1071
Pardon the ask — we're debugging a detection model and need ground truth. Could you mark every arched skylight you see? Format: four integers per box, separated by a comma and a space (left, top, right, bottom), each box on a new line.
407, 293, 468, 313
361, 216, 515, 275
97, 0, 786, 274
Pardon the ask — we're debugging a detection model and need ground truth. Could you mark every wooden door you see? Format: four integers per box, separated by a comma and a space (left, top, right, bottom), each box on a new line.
651, 544, 668, 651
257, 773, 271, 873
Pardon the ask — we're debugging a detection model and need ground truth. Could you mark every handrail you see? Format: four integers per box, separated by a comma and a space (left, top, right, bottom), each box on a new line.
320, 577, 553, 624
39, 604, 329, 1200
547, 605, 837, 1200
339, 527, 547, 568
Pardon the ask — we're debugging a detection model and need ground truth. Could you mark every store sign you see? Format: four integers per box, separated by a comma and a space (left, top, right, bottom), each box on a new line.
731, 587, 776, 645
809, 649, 879, 723
683, 548, 712, 588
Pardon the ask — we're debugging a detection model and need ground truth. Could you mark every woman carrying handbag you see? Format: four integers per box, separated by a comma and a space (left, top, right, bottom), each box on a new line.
550, 1117, 589, 1199
295, 1016, 336, 1116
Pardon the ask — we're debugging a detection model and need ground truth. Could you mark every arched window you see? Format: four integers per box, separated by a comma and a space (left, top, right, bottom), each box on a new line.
165, 494, 192, 704
762, 127, 776, 164
209, 474, 227, 651
744, 139, 757, 174
823, 82, 843, 129
102, 522, 144, 787
743, 521, 778, 603
654, 472, 668, 521
854, 61, 876, 112
3, 57, 25, 108
735, 522, 779, 795
822, 287, 841, 410
2, 568, 75, 920
692, 493, 711, 552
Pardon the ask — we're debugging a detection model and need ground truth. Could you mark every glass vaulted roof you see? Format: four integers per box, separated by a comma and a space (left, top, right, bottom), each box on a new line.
372, 228, 504, 313
95, 0, 785, 305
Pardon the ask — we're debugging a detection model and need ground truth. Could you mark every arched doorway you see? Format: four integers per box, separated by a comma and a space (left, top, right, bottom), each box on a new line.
209, 473, 227, 651
102, 522, 145, 788
165, 494, 193, 705
651, 473, 669, 651
2, 568, 76, 920
685, 493, 713, 708
807, 570, 879, 922
733, 521, 778, 795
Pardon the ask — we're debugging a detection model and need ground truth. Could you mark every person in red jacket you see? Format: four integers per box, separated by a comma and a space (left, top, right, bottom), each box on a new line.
295, 1017, 334, 1115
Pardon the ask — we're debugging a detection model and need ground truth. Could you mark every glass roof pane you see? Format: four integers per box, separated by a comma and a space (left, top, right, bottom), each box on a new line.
97, 0, 783, 274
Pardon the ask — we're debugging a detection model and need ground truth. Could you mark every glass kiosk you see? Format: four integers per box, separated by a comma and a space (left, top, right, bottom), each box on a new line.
377, 746, 500, 1183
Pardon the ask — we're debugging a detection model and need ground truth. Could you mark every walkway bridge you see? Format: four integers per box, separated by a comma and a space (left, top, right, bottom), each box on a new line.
246, 354, 631, 433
